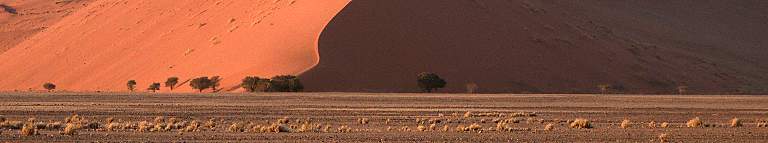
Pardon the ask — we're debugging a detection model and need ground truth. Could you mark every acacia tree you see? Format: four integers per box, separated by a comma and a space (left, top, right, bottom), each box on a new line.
190, 77, 212, 92
417, 72, 446, 93
269, 75, 303, 92
147, 82, 161, 92
210, 76, 222, 92
43, 83, 56, 92
165, 77, 179, 91
241, 76, 270, 92
127, 80, 137, 92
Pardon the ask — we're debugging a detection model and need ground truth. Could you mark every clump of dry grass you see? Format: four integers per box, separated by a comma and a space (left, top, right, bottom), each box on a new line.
322, 124, 332, 132
658, 133, 669, 142
417, 125, 427, 132
358, 118, 369, 124
544, 123, 554, 131
730, 118, 742, 127
277, 117, 290, 124
647, 121, 656, 128
428, 123, 437, 131
384, 118, 391, 125
456, 123, 483, 132
757, 119, 768, 127
61, 123, 78, 136
442, 125, 450, 132
660, 122, 670, 128
337, 125, 352, 133
227, 122, 245, 132
686, 117, 702, 128
620, 119, 631, 129
399, 126, 410, 132
137, 121, 151, 132
203, 118, 216, 130
183, 120, 200, 132
569, 118, 592, 129
463, 111, 473, 118
21, 122, 38, 136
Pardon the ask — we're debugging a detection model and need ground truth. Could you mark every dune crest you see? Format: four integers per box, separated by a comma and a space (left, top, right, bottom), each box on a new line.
0, 0, 350, 92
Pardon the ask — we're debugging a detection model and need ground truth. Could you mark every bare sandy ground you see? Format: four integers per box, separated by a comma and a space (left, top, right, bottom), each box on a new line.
0, 92, 767, 142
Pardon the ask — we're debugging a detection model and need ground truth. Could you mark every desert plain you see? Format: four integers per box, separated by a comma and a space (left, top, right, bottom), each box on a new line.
0, 92, 766, 142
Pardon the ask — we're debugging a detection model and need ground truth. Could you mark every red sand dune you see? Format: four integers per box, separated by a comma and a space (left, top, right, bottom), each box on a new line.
0, 0, 766, 94
0, 0, 93, 53
302, 0, 768, 94
0, 0, 350, 92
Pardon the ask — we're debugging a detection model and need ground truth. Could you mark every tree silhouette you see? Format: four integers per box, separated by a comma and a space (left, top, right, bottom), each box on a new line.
127, 80, 137, 92
147, 82, 161, 92
165, 77, 179, 90
43, 83, 56, 92
190, 77, 212, 92
269, 75, 303, 92
417, 72, 446, 93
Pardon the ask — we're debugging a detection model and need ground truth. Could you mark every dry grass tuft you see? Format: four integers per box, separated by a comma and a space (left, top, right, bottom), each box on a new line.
137, 121, 151, 132
61, 123, 78, 136
384, 118, 391, 125
569, 118, 592, 129
153, 116, 165, 124
442, 125, 450, 132
183, 120, 200, 132
757, 119, 768, 127
227, 122, 245, 132
660, 122, 669, 128
105, 117, 115, 124
620, 119, 631, 129
417, 125, 427, 132
21, 122, 38, 136
337, 125, 352, 133
658, 133, 669, 142
647, 121, 656, 128
730, 118, 742, 127
358, 118, 369, 124
456, 123, 483, 132
203, 119, 216, 130
544, 123, 554, 131
277, 117, 290, 124
686, 117, 702, 128
463, 111, 473, 118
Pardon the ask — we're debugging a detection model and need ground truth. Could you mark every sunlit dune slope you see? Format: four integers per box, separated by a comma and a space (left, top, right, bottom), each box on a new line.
302, 0, 768, 94
0, 0, 350, 92
0, 0, 93, 53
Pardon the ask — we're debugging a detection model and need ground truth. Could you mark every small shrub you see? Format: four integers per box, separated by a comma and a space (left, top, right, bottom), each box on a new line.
137, 121, 151, 132
570, 118, 592, 129
463, 111, 472, 118
127, 80, 137, 92
165, 77, 179, 90
241, 76, 270, 92
417, 72, 447, 93
620, 119, 631, 129
442, 125, 450, 131
269, 75, 304, 92
686, 117, 702, 128
147, 82, 161, 92
730, 118, 742, 127
43, 83, 56, 91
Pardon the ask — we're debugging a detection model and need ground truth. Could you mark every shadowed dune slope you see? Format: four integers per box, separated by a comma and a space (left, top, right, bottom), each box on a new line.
302, 0, 768, 93
0, 0, 93, 53
0, 0, 350, 92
